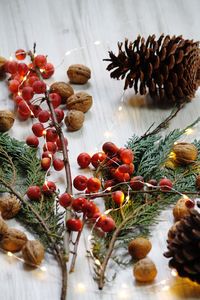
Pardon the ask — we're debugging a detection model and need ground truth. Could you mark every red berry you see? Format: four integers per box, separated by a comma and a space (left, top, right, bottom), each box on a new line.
42, 181, 56, 195
41, 157, 51, 170
147, 179, 158, 188
185, 198, 195, 208
6, 61, 18, 74
129, 163, 135, 175
22, 86, 34, 101
41, 63, 54, 79
42, 151, 54, 159
27, 185, 41, 201
32, 122, 45, 137
17, 107, 31, 120
114, 169, 130, 182
73, 175, 88, 191
99, 216, 116, 232
56, 137, 68, 151
13, 94, 23, 105
8, 80, 20, 93
82, 201, 97, 218
112, 191, 125, 206
28, 75, 39, 87
130, 176, 144, 191
104, 179, 115, 190
87, 177, 101, 193
102, 142, 118, 156
49, 93, 61, 108
72, 197, 87, 212
18, 101, 31, 114
77, 152, 91, 169
91, 152, 107, 168
38, 110, 50, 123
159, 178, 173, 192
54, 108, 64, 123
59, 193, 72, 208
34, 55, 47, 68
66, 218, 83, 232
30, 104, 42, 118
26, 135, 39, 148
43, 142, 57, 153
118, 164, 131, 173
15, 49, 26, 60
53, 158, 64, 171
46, 128, 58, 142
120, 149, 134, 164
32, 80, 46, 94
18, 63, 29, 76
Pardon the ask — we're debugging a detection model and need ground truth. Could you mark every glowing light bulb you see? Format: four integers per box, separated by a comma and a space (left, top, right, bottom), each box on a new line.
171, 269, 178, 277
94, 40, 101, 45
42, 130, 47, 136
104, 209, 113, 215
65, 51, 71, 56
106, 187, 112, 192
185, 128, 193, 135
182, 194, 189, 200
40, 266, 47, 272
118, 106, 123, 111
7, 251, 13, 257
162, 285, 170, 291
77, 282, 86, 293
94, 259, 101, 266
9, 56, 13, 61
88, 235, 92, 241
104, 131, 112, 138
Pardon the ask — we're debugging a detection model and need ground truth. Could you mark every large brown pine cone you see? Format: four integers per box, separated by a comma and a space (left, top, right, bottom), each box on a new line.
105, 34, 200, 104
164, 209, 200, 284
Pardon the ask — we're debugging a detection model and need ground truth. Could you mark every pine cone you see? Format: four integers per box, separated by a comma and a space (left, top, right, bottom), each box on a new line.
164, 209, 200, 284
104, 34, 200, 103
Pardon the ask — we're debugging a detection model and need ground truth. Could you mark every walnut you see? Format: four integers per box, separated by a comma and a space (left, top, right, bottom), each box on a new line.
64, 110, 84, 131
0, 228, 27, 252
173, 142, 198, 165
133, 258, 157, 282
0, 110, 15, 132
0, 215, 8, 235
66, 92, 93, 113
128, 237, 152, 259
0, 56, 6, 78
67, 64, 91, 84
0, 195, 21, 219
22, 240, 45, 266
173, 197, 190, 221
50, 82, 74, 104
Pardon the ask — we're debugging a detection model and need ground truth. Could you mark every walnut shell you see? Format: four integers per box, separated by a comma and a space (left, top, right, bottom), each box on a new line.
0, 195, 21, 219
50, 82, 74, 104
173, 198, 190, 221
173, 142, 198, 165
133, 257, 157, 282
0, 228, 27, 252
0, 56, 6, 77
66, 92, 93, 113
64, 110, 84, 131
0, 110, 15, 132
22, 240, 45, 266
128, 237, 152, 259
67, 64, 91, 84
0, 215, 8, 235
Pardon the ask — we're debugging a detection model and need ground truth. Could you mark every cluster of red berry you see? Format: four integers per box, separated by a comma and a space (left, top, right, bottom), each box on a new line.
4, 49, 68, 174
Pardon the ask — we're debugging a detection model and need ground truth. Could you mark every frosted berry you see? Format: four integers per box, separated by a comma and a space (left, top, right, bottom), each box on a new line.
8, 80, 20, 93
49, 93, 61, 108
38, 110, 50, 123
130, 176, 144, 191
41, 157, 51, 170
114, 169, 130, 182
112, 190, 125, 206
72, 197, 87, 212
27, 185, 41, 201
6, 61, 18, 74
28, 76, 39, 87
13, 94, 23, 105
46, 128, 58, 142
41, 63, 54, 79
82, 201, 97, 218
66, 218, 83, 231
43, 142, 57, 153
34, 55, 47, 68
59, 193, 72, 208
32, 80, 46, 94
73, 175, 88, 191
118, 164, 131, 173
54, 108, 64, 123
77, 152, 91, 169
26, 135, 39, 148
22, 86, 34, 101
18, 63, 29, 76
87, 177, 101, 193
159, 178, 173, 192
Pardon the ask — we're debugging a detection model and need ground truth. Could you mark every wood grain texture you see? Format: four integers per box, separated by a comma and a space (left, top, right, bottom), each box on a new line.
0, 0, 200, 299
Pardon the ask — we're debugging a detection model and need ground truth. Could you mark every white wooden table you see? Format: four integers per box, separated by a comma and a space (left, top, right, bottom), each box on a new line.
0, 0, 200, 299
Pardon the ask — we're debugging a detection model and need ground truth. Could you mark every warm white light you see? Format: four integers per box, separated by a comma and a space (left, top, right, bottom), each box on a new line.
185, 128, 193, 135
106, 187, 112, 192
162, 285, 170, 291
9, 56, 13, 61
77, 282, 86, 293
104, 209, 112, 215
182, 194, 189, 200
125, 195, 130, 201
118, 289, 130, 299
171, 269, 178, 277
104, 131, 112, 138
7, 252, 13, 257
18, 91, 22, 96
40, 266, 47, 272
65, 51, 71, 56
94, 259, 101, 266
118, 106, 123, 111
88, 235, 92, 241
94, 40, 101, 45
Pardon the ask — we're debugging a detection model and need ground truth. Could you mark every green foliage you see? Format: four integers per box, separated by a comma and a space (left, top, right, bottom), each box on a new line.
0, 133, 64, 252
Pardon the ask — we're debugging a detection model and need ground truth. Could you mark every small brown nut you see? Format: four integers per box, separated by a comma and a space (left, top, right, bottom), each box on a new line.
0, 110, 15, 132
50, 82, 74, 104
173, 198, 190, 221
0, 56, 6, 77
133, 257, 157, 282
64, 110, 84, 131
66, 92, 93, 113
0, 195, 21, 219
196, 175, 200, 189
67, 64, 91, 84
0, 228, 27, 252
0, 215, 8, 235
173, 142, 198, 165
22, 240, 45, 266
128, 237, 152, 259
167, 221, 180, 241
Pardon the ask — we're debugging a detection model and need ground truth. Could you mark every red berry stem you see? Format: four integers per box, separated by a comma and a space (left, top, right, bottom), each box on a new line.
69, 216, 86, 273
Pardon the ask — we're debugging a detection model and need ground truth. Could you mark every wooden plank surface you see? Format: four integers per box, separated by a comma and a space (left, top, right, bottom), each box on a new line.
0, 0, 200, 299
